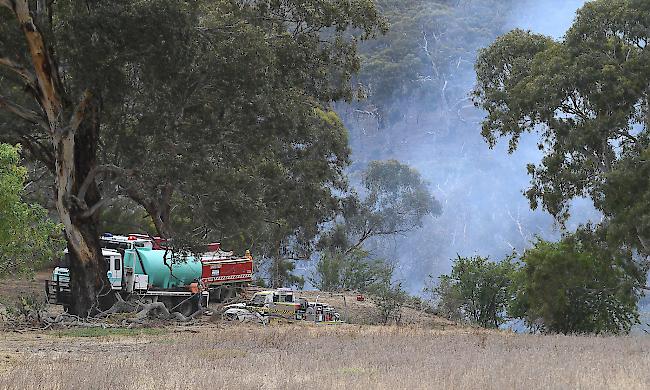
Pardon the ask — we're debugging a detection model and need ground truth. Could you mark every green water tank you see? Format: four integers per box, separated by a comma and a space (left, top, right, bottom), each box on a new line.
123, 247, 202, 289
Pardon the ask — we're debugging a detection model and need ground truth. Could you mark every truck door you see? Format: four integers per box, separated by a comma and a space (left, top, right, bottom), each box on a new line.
107, 254, 122, 289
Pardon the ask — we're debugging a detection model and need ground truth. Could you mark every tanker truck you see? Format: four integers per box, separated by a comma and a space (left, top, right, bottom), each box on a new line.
46, 234, 253, 315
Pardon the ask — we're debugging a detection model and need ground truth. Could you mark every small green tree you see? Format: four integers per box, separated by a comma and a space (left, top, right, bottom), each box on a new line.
510, 231, 644, 335
0, 144, 64, 277
269, 257, 305, 290
311, 249, 391, 292
434, 255, 515, 328
319, 160, 440, 254
371, 274, 407, 325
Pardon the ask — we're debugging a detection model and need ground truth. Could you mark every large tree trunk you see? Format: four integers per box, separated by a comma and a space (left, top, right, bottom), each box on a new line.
4, 0, 115, 316
52, 97, 116, 316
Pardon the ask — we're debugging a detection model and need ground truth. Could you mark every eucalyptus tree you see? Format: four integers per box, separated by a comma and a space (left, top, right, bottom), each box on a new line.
0, 0, 386, 315
313, 160, 441, 291
473, 0, 650, 253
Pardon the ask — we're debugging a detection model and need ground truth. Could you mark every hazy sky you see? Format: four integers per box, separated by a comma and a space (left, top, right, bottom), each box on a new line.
513, 0, 587, 38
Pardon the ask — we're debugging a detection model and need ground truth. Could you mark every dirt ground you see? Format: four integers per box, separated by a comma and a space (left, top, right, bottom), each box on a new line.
297, 290, 454, 327
1, 323, 650, 390
0, 270, 51, 306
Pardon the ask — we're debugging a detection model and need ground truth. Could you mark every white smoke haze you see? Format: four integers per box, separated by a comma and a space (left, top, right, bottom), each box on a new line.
331, 0, 593, 293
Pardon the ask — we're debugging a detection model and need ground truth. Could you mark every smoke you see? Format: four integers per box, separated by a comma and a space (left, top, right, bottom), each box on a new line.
333, 0, 592, 293
511, 0, 587, 39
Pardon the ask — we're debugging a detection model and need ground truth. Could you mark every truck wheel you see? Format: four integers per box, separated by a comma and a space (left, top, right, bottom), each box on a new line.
175, 296, 199, 317
222, 287, 235, 302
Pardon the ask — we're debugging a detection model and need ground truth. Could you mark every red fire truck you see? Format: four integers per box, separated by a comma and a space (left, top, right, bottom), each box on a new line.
200, 243, 254, 302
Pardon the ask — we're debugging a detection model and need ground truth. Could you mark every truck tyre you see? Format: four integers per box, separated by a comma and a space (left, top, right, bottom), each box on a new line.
175, 296, 199, 317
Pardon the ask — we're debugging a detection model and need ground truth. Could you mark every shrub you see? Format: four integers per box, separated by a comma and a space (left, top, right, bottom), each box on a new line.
432, 255, 516, 328
510, 231, 644, 334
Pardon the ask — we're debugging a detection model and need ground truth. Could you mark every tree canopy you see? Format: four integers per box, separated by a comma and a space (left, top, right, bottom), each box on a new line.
351, 0, 516, 126
319, 159, 441, 254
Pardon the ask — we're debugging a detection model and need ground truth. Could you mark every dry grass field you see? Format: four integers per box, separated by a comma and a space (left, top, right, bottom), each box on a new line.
1, 323, 649, 390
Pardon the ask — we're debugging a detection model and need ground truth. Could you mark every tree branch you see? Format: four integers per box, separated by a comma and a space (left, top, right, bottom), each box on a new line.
614, 129, 638, 144
14, 0, 64, 127
20, 134, 55, 171
80, 197, 114, 219
78, 164, 133, 201
0, 95, 48, 129
0, 56, 38, 88
69, 89, 94, 134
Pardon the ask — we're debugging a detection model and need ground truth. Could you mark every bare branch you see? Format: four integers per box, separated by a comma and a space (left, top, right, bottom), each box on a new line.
78, 164, 133, 201
80, 197, 114, 219
0, 95, 48, 129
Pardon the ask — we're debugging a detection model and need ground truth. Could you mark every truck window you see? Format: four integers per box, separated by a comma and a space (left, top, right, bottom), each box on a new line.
114, 258, 121, 271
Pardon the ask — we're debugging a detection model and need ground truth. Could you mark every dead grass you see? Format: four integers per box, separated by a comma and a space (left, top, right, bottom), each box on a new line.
1, 323, 649, 389
53, 327, 168, 338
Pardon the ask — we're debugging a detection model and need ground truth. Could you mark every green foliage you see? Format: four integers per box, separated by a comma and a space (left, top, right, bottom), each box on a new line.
320, 160, 441, 253
433, 255, 516, 328
473, 0, 650, 246
311, 248, 392, 292
363, 160, 441, 230
511, 230, 645, 335
269, 257, 305, 290
1, 0, 387, 259
370, 274, 407, 325
0, 144, 64, 277
599, 147, 650, 254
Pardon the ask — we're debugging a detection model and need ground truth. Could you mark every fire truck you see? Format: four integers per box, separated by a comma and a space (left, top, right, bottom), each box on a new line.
46, 234, 254, 315
199, 242, 254, 301
223, 289, 341, 324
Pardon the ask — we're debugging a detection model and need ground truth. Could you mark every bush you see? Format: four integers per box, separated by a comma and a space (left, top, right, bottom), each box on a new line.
0, 144, 64, 277
510, 231, 644, 335
311, 249, 392, 292
371, 278, 407, 325
431, 255, 515, 328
